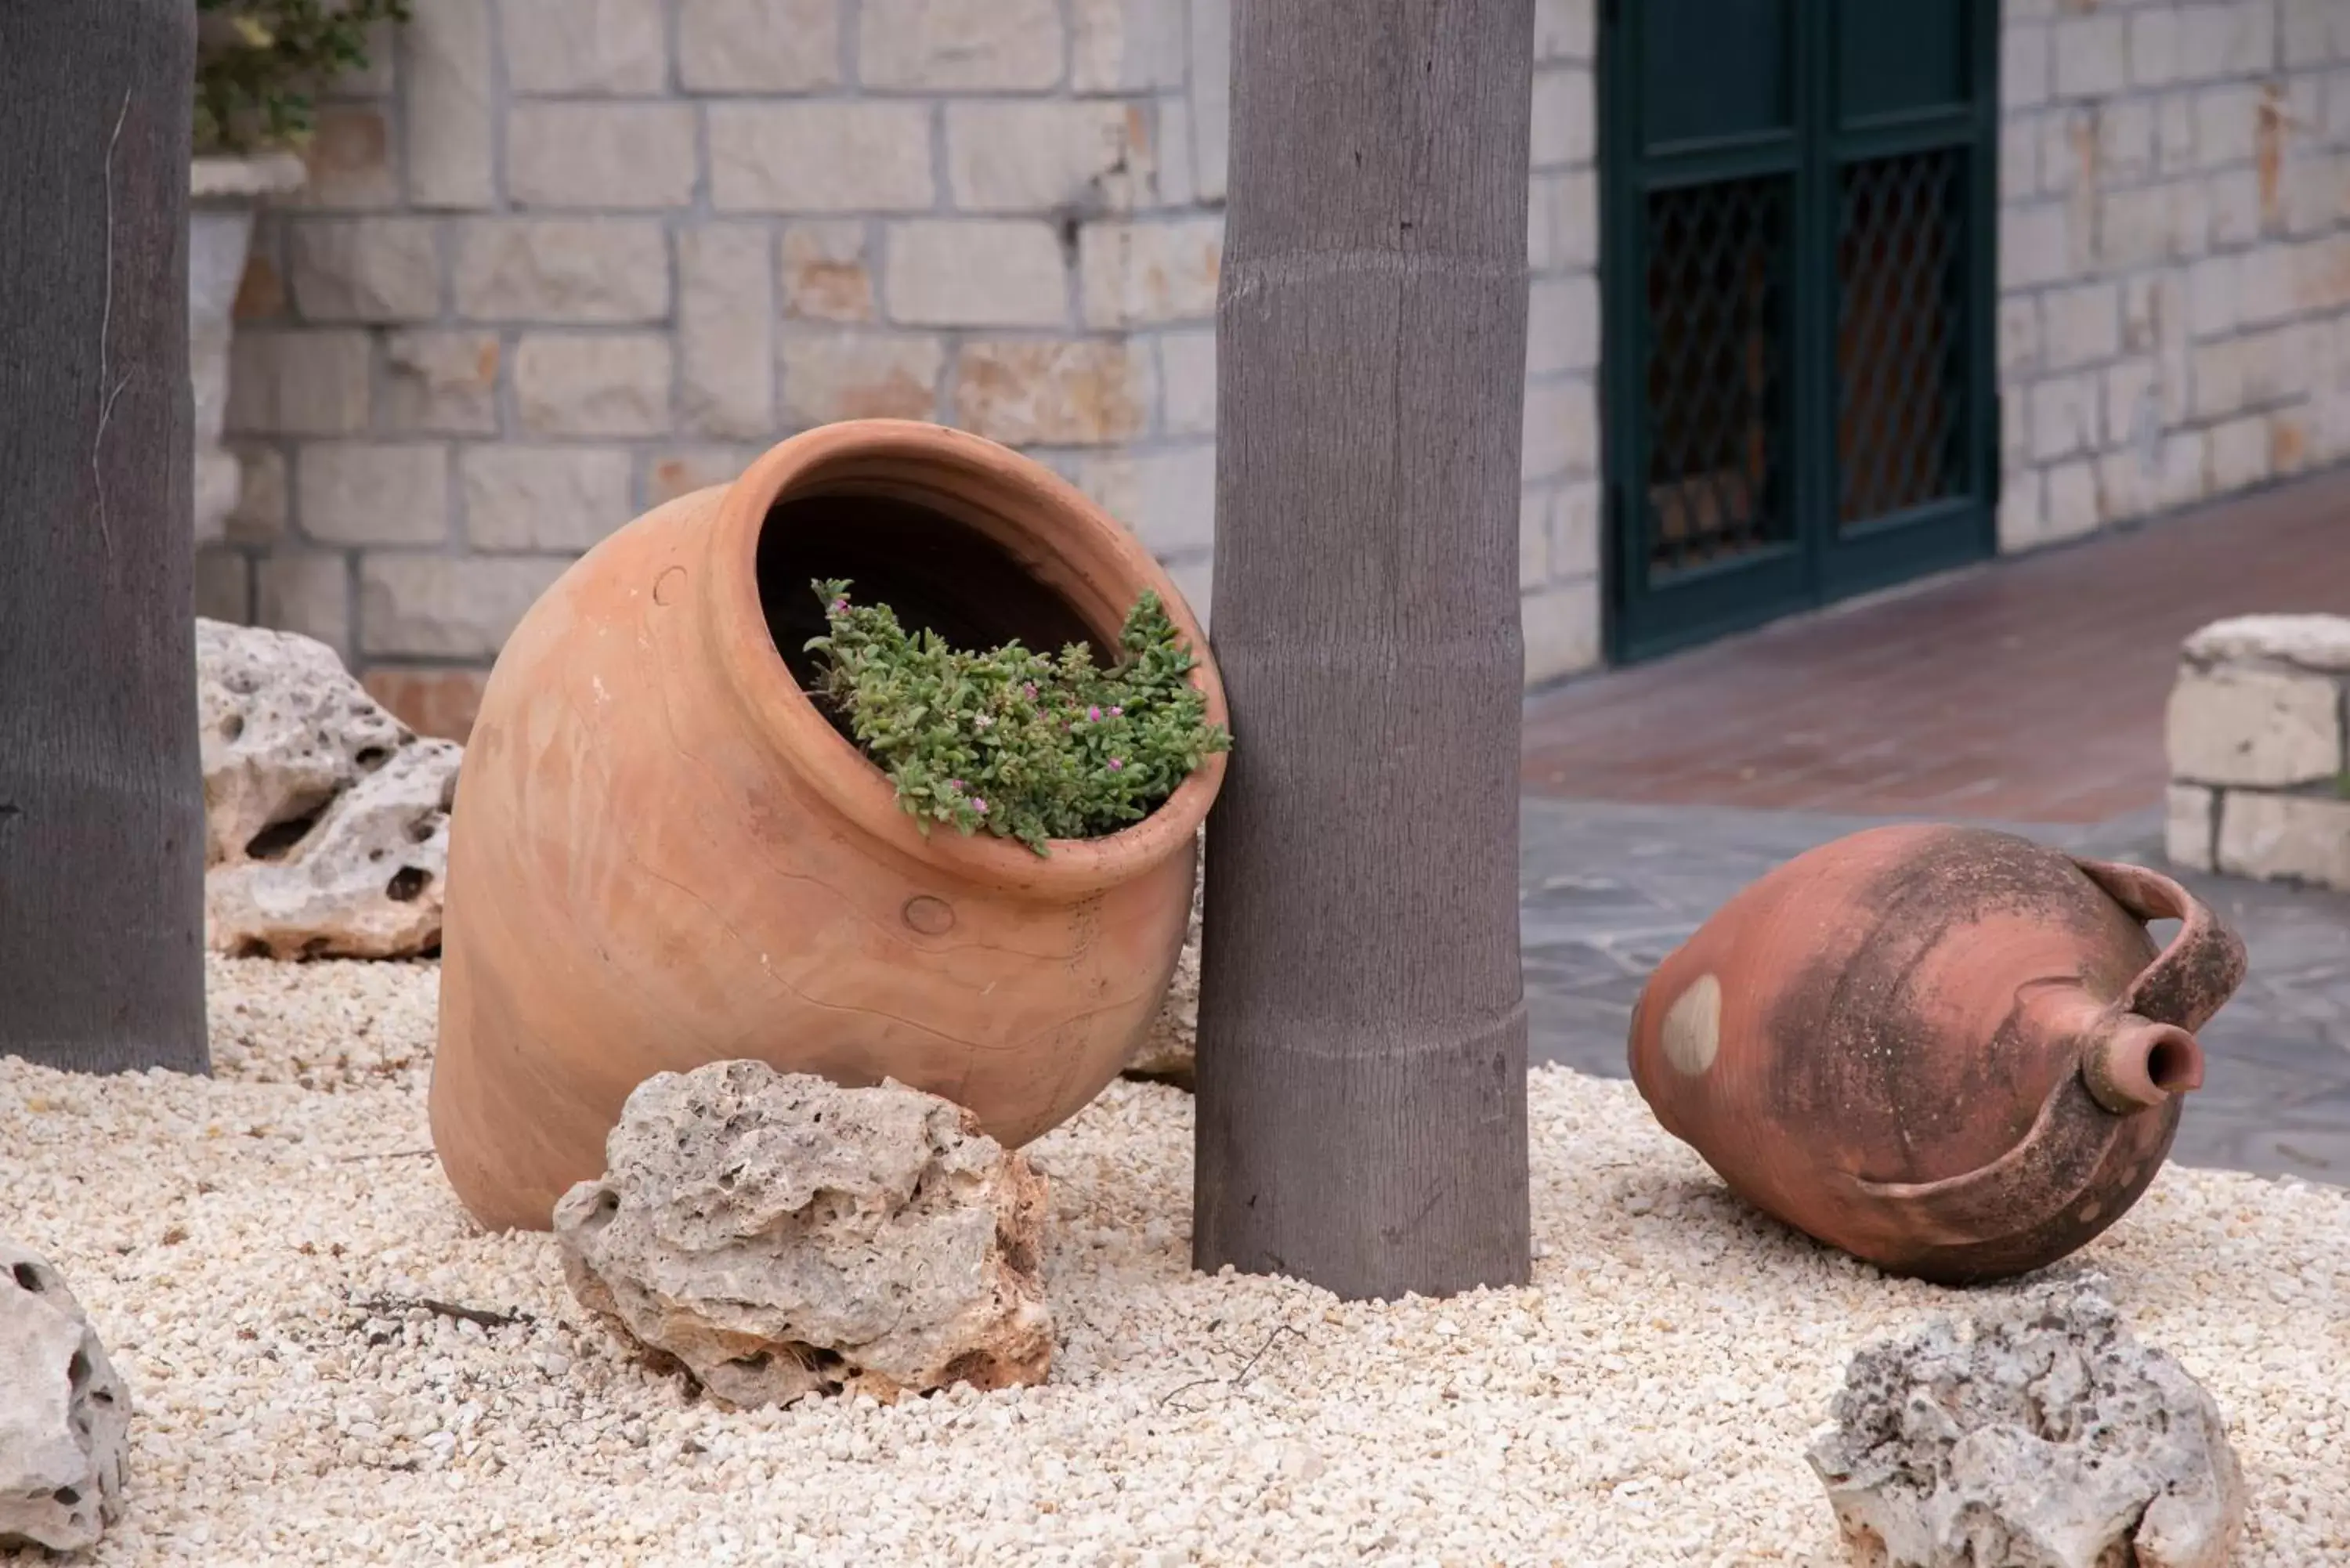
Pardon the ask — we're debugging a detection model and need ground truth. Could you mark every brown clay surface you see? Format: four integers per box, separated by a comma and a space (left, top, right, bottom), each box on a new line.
431, 422, 1224, 1233
1625, 822, 2245, 1283
1523, 466, 2350, 819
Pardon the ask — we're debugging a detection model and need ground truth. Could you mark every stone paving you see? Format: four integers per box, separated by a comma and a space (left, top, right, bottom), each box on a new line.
1520, 797, 2350, 1187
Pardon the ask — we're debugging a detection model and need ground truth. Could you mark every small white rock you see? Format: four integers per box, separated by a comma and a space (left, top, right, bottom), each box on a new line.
0, 1241, 131, 1552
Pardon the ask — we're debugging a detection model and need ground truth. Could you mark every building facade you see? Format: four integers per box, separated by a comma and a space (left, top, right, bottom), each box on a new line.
197, 0, 2350, 737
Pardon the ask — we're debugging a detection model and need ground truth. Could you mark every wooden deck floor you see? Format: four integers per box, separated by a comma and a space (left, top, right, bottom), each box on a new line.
1521, 467, 2350, 822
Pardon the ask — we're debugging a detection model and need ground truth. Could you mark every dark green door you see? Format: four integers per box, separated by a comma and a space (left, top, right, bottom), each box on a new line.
1598, 0, 1998, 663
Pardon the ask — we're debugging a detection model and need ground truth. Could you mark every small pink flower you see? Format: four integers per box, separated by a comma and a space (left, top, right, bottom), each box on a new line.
830, 597, 849, 613
1086, 705, 1103, 723
1108, 706, 1123, 717
947, 779, 964, 792
971, 797, 989, 815
974, 714, 992, 730
1107, 757, 1123, 771
1021, 682, 1038, 700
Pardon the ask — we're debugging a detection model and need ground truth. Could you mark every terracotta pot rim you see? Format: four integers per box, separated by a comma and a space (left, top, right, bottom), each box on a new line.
706, 419, 1228, 899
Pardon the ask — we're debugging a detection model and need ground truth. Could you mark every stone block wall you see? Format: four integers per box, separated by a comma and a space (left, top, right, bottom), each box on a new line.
1996, 0, 2350, 551
197, 0, 1605, 733
2167, 614, 2350, 889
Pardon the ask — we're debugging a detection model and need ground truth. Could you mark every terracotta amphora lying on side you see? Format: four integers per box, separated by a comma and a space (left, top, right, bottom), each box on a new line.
1627, 824, 2247, 1284
430, 420, 1226, 1233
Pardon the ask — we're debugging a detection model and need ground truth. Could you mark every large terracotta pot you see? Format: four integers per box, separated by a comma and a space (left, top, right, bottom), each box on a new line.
431, 421, 1227, 1231
1627, 824, 2246, 1284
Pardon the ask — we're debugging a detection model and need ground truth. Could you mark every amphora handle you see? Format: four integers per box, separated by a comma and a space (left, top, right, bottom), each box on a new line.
2069, 856, 2250, 1032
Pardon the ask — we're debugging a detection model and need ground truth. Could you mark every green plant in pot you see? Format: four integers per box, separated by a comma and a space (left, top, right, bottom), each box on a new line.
804, 579, 1233, 855
190, 1, 408, 548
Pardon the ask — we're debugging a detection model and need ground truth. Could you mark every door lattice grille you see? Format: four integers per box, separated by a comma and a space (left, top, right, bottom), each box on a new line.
1642, 176, 1791, 576
1835, 149, 1969, 528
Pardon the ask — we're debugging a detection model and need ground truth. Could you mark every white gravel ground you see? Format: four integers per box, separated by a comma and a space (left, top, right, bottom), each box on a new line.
4, 956, 2347, 1566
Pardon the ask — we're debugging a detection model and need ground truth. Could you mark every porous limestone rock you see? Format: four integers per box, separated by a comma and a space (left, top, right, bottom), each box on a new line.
1125, 833, 1202, 1084
197, 618, 460, 959
1807, 1276, 2245, 1568
1, 1242, 131, 1553
553, 1062, 1054, 1410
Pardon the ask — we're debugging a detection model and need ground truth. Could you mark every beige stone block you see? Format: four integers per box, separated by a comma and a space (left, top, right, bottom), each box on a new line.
452, 219, 671, 323
2097, 186, 2175, 269
2165, 783, 2218, 873
887, 221, 1070, 328
360, 555, 569, 659
1527, 274, 1599, 376
2028, 374, 2094, 464
2054, 15, 2126, 99
1553, 479, 1600, 578
780, 223, 877, 323
463, 447, 636, 551
285, 218, 440, 323
953, 340, 1153, 446
385, 331, 501, 435
646, 446, 762, 506
2097, 99, 2157, 185
1522, 579, 1600, 685
2000, 117, 2037, 198
193, 546, 252, 624
2157, 93, 2197, 173
1994, 470, 2047, 554
1054, 445, 1215, 555
1533, 0, 1593, 62
859, 0, 1063, 89
679, 226, 776, 439
946, 103, 1154, 213
227, 330, 371, 435
1158, 97, 1198, 206
502, 0, 667, 93
1529, 67, 1594, 168
2167, 666, 2344, 786
2000, 204, 2070, 290
402, 0, 495, 209
1072, 0, 1187, 91
224, 445, 289, 545
1555, 169, 1597, 267
1162, 555, 1212, 629
1158, 329, 1215, 439
710, 103, 936, 213
1521, 377, 1596, 482
1517, 488, 1552, 585
2217, 791, 2350, 890
1188, 0, 1228, 203
1078, 219, 1222, 329
2155, 428, 2210, 510
508, 105, 697, 209
678, 0, 842, 91
1998, 297, 2041, 378
295, 105, 400, 211
2128, 10, 2181, 88
2186, 255, 2239, 340
2206, 414, 2272, 493
2102, 359, 2161, 450
297, 445, 451, 546
2049, 280, 2124, 369
2241, 323, 2312, 406
2185, 615, 2350, 673
782, 332, 945, 426
2206, 167, 2261, 248
2191, 339, 2247, 421
513, 334, 674, 436
2002, 22, 2050, 108
255, 551, 352, 656
2194, 83, 2263, 167
2044, 457, 2102, 542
